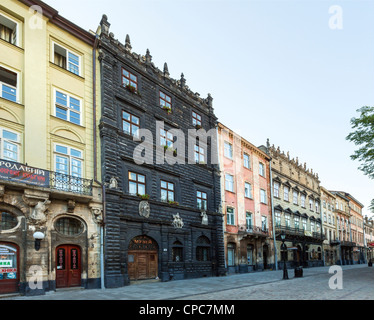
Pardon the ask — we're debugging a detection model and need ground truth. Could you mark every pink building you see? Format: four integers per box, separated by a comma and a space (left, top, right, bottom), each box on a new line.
217, 123, 275, 273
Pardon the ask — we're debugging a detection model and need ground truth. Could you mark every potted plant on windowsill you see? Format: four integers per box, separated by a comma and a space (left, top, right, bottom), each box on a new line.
168, 201, 179, 206
137, 193, 150, 201
164, 145, 177, 157
161, 105, 172, 114
194, 124, 202, 130
125, 84, 141, 96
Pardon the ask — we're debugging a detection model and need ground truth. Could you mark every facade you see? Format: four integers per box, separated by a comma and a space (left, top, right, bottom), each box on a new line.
344, 193, 365, 264
0, 0, 103, 296
269, 143, 324, 269
98, 15, 226, 288
320, 187, 338, 265
217, 123, 274, 273
331, 191, 352, 265
364, 216, 374, 262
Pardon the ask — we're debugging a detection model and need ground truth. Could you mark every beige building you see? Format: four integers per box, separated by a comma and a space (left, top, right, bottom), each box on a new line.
269, 143, 324, 269
0, 0, 102, 296
320, 187, 338, 265
364, 216, 374, 262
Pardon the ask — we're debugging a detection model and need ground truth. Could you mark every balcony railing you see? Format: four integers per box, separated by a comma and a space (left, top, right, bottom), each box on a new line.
0, 159, 93, 196
239, 225, 269, 238
275, 226, 324, 240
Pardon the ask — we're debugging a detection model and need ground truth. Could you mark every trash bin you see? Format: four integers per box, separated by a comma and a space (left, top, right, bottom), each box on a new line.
295, 267, 303, 278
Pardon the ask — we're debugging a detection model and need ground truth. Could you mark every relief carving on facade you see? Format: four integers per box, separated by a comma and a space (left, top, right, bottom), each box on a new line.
139, 201, 150, 219
90, 205, 103, 225
30, 199, 51, 226
201, 211, 209, 226
172, 213, 184, 229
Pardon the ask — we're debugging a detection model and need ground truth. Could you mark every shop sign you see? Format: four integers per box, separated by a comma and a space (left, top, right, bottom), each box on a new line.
0, 160, 49, 187
0, 260, 12, 268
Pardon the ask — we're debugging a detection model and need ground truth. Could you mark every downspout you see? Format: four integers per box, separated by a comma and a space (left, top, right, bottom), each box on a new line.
269, 155, 278, 271
93, 30, 106, 290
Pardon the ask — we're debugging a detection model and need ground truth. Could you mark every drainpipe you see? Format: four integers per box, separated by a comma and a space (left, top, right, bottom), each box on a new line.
268, 155, 278, 271
92, 30, 106, 290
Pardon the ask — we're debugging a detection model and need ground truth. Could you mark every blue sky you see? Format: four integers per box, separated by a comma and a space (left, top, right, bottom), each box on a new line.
44, 0, 374, 217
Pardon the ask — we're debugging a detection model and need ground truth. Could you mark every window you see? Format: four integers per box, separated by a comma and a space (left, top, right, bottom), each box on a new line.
160, 129, 174, 149
194, 145, 205, 163
311, 221, 315, 233
55, 217, 84, 236
302, 218, 307, 230
0, 14, 18, 46
0, 211, 18, 231
301, 194, 306, 208
161, 180, 174, 202
262, 216, 268, 232
275, 211, 281, 227
293, 191, 298, 205
172, 241, 183, 262
160, 91, 171, 109
224, 142, 233, 159
245, 182, 252, 199
53, 43, 81, 76
122, 68, 138, 89
122, 111, 139, 137
246, 212, 253, 230
274, 182, 280, 198
196, 236, 211, 262
0, 66, 17, 103
54, 145, 83, 192
315, 202, 319, 213
128, 172, 146, 196
285, 214, 291, 228
284, 186, 289, 201
260, 189, 267, 204
225, 174, 234, 192
259, 163, 265, 177
309, 199, 314, 211
243, 153, 250, 169
192, 111, 202, 127
227, 207, 235, 225
294, 216, 300, 229
0, 128, 20, 161
55, 90, 81, 125
323, 213, 327, 223
197, 191, 207, 210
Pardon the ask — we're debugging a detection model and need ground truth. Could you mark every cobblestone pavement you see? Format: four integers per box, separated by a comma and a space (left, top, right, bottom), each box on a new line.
3, 264, 372, 300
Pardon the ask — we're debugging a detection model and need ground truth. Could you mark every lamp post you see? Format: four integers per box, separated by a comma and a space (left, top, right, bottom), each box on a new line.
33, 232, 45, 251
281, 233, 289, 280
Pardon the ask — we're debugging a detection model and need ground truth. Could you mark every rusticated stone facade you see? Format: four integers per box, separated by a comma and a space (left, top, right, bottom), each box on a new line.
98, 15, 226, 288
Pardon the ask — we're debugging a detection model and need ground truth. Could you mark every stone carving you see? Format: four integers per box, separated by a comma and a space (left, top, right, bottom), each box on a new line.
67, 200, 76, 213
201, 211, 208, 226
139, 201, 150, 219
109, 177, 118, 189
30, 199, 51, 224
91, 207, 103, 224
172, 213, 184, 229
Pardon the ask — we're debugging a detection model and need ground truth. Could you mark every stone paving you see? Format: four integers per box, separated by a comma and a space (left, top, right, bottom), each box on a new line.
3, 264, 372, 300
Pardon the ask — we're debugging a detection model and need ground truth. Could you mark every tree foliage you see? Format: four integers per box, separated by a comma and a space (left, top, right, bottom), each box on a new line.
346, 106, 374, 213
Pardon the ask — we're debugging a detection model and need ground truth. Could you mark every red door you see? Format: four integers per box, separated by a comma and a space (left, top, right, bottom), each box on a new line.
0, 243, 19, 294
56, 245, 81, 289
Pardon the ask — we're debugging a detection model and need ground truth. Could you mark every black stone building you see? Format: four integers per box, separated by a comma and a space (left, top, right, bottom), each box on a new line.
98, 15, 226, 288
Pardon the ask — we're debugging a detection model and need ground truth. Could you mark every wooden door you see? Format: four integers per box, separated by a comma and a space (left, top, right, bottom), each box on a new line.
128, 251, 158, 280
0, 243, 19, 294
56, 245, 81, 289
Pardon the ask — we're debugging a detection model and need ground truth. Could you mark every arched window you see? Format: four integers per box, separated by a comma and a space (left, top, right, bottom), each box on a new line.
55, 217, 84, 236
196, 236, 211, 262
0, 212, 18, 231
172, 241, 183, 262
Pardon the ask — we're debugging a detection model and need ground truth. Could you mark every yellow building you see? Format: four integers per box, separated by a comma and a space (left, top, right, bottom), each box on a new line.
0, 0, 102, 296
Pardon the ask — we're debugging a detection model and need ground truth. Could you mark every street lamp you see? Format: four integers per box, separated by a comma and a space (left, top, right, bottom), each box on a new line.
281, 233, 289, 280
33, 232, 45, 251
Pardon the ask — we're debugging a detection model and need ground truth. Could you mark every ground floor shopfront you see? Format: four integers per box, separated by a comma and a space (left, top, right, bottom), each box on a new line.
224, 230, 276, 274
0, 181, 103, 296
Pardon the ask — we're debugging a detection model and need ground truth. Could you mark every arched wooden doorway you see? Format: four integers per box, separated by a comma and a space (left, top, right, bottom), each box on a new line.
56, 245, 82, 289
128, 236, 158, 281
0, 243, 19, 294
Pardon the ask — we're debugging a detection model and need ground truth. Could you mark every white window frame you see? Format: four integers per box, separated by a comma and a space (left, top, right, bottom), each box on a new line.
273, 182, 280, 198
293, 191, 298, 205
53, 88, 83, 126
52, 41, 82, 76
225, 173, 234, 192
0, 127, 20, 162
224, 141, 233, 159
226, 207, 235, 226
245, 182, 252, 199
243, 153, 250, 169
259, 162, 265, 177
0, 13, 19, 47
246, 212, 253, 230
260, 189, 267, 204
284, 186, 289, 202
54, 143, 84, 178
0, 65, 19, 103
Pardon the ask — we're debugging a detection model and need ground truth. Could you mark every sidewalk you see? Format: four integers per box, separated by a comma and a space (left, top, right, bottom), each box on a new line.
3, 264, 368, 300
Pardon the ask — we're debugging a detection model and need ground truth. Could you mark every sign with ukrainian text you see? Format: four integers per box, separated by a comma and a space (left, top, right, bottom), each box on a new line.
0, 160, 50, 187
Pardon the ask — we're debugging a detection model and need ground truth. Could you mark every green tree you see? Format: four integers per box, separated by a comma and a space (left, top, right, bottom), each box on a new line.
346, 106, 374, 213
